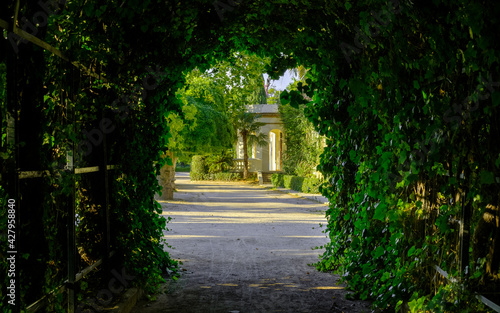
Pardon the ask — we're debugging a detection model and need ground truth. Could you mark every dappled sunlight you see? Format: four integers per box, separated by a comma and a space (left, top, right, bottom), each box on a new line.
164, 202, 323, 210
310, 286, 344, 290
268, 249, 320, 256
279, 235, 325, 238
165, 217, 324, 224
217, 283, 239, 287
148, 178, 355, 312
162, 235, 222, 239
177, 183, 260, 192
200, 281, 345, 292
161, 210, 324, 224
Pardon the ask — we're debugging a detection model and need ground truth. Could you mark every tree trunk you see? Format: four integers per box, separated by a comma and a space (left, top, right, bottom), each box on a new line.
159, 151, 178, 200
242, 131, 248, 179
472, 203, 500, 275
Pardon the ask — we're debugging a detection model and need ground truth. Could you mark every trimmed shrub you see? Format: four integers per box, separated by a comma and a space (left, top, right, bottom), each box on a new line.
290, 176, 305, 191
283, 175, 293, 189
190, 172, 208, 181
190, 155, 206, 180
301, 177, 322, 193
271, 173, 322, 194
191, 170, 240, 182
271, 173, 285, 187
213, 172, 241, 181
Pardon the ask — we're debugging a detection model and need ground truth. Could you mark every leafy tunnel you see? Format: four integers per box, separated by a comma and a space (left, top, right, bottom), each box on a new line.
1, 0, 500, 312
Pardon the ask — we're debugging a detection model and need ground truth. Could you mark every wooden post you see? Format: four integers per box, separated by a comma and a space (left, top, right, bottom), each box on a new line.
459, 166, 471, 278
101, 110, 111, 279
67, 174, 76, 313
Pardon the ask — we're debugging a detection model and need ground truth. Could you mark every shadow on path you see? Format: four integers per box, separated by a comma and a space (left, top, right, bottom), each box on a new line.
133, 173, 371, 313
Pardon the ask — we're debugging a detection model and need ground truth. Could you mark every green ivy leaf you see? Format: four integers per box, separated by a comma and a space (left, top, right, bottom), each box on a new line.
381, 271, 391, 282
479, 170, 495, 184
374, 246, 385, 259
339, 79, 347, 89
349, 149, 356, 161
280, 90, 291, 105
407, 246, 416, 257
373, 203, 387, 221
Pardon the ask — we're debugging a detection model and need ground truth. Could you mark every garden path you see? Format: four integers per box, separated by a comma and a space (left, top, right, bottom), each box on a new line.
131, 173, 371, 313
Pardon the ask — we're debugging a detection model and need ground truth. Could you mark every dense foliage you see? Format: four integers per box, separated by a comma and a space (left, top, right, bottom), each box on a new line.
170, 53, 269, 163
189, 154, 240, 181
278, 1, 500, 311
172, 68, 235, 160
279, 103, 324, 177
2, 0, 500, 312
190, 155, 207, 176
205, 151, 235, 174
0, 0, 232, 309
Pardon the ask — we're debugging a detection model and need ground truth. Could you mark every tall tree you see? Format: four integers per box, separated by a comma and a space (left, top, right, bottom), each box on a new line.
248, 74, 268, 104
159, 53, 271, 197
206, 52, 271, 114
159, 72, 235, 200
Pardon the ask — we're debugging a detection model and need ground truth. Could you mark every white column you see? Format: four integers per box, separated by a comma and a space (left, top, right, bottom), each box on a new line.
269, 132, 276, 171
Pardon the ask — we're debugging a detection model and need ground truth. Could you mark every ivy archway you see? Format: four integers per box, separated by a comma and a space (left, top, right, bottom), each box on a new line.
1, 0, 500, 311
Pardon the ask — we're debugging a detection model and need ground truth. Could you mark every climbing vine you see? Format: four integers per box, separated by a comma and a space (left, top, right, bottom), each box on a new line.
2, 0, 500, 312
279, 1, 500, 311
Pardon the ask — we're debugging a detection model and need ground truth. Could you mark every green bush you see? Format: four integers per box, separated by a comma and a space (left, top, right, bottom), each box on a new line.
271, 173, 284, 187
289, 176, 305, 191
190, 155, 206, 179
271, 173, 321, 194
213, 172, 241, 181
190, 169, 241, 182
283, 175, 293, 189
279, 104, 324, 177
189, 172, 208, 181
205, 151, 234, 173
301, 177, 322, 193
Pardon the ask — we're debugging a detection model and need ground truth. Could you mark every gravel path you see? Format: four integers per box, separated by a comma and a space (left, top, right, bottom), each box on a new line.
131, 173, 371, 313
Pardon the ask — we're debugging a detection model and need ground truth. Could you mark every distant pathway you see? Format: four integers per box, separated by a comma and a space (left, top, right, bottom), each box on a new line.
132, 173, 370, 313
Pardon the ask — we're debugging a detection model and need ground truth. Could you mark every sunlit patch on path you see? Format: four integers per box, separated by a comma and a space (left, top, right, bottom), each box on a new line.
134, 173, 371, 313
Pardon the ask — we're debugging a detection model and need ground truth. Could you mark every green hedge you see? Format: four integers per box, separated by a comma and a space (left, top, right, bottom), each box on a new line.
301, 177, 321, 193
190, 155, 206, 176
214, 172, 241, 181
190, 172, 241, 181
190, 155, 242, 181
271, 172, 284, 187
190, 172, 208, 181
271, 173, 322, 194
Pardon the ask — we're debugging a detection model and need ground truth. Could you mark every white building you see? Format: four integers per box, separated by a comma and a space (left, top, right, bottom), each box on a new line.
233, 104, 285, 176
